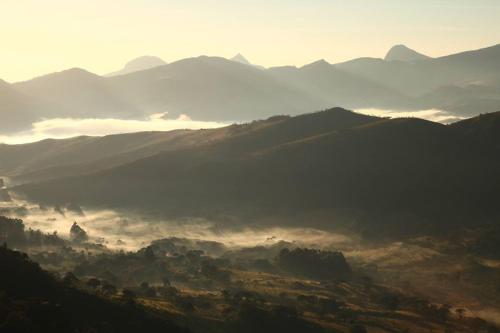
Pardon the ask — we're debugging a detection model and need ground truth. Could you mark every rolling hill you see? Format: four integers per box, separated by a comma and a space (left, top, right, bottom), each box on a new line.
9, 108, 500, 234
0, 108, 378, 184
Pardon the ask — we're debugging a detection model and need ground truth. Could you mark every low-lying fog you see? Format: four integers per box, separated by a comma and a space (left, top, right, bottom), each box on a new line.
355, 108, 466, 124
0, 194, 443, 269
0, 109, 465, 145
0, 112, 227, 145
0, 196, 352, 252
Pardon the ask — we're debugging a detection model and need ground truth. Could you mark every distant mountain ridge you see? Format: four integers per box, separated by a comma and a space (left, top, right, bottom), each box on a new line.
231, 53, 252, 65
2, 44, 500, 135
384, 44, 431, 62
106, 55, 167, 77
230, 53, 265, 69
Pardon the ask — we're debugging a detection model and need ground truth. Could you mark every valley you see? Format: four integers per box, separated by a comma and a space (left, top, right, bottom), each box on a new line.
2, 7, 500, 330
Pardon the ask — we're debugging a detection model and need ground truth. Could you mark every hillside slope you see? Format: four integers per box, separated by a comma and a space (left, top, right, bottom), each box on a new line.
12, 109, 500, 233
0, 108, 379, 184
0, 246, 187, 333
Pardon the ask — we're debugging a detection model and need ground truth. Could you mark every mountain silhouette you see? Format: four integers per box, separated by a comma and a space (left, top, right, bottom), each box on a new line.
230, 53, 265, 69
0, 79, 53, 133
106, 55, 167, 76
2, 44, 500, 135
14, 68, 138, 119
384, 44, 431, 62
231, 53, 251, 65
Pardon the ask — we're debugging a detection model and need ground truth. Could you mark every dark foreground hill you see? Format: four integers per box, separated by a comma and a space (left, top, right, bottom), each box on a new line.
11, 108, 500, 234
0, 246, 187, 333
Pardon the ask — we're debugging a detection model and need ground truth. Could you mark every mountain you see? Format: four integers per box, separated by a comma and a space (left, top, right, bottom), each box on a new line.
231, 53, 252, 66
417, 83, 500, 115
104, 56, 324, 121
336, 43, 500, 114
0, 79, 53, 133
106, 56, 167, 77
11, 108, 500, 234
13, 68, 139, 119
268, 59, 412, 109
3, 44, 500, 136
384, 44, 431, 62
2, 57, 326, 134
230, 53, 265, 69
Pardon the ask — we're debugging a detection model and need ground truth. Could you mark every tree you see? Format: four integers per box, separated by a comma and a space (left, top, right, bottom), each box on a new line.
350, 324, 367, 333
162, 276, 171, 287
455, 308, 466, 320
121, 289, 136, 304
86, 278, 101, 289
70, 222, 88, 243
63, 272, 79, 285
101, 282, 117, 295
276, 248, 351, 280
143, 246, 156, 261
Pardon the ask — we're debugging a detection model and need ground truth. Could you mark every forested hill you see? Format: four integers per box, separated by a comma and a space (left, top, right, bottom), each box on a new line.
0, 245, 187, 332
10, 108, 500, 234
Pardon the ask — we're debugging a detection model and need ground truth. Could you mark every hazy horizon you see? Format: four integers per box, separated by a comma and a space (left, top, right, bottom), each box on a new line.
1, 0, 500, 82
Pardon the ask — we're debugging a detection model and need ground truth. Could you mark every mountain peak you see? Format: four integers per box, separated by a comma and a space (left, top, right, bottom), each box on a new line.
301, 59, 331, 70
384, 44, 431, 62
21, 67, 101, 84
230, 53, 251, 65
229, 53, 266, 70
107, 56, 167, 77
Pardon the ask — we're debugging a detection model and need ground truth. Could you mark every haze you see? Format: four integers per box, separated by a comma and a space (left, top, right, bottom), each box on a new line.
1, 0, 500, 82
3, 2, 500, 332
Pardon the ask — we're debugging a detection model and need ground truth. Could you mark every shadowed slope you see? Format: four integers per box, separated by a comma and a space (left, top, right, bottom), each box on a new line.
13, 109, 500, 233
0, 246, 187, 333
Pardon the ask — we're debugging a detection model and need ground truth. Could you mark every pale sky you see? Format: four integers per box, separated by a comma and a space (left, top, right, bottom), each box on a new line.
1, 0, 499, 82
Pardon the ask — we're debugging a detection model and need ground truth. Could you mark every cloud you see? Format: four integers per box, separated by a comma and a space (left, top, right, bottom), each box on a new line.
355, 108, 466, 124
0, 113, 227, 144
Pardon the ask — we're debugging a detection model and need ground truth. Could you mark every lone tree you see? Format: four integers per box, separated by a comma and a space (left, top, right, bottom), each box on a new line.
86, 278, 101, 289
455, 308, 466, 320
70, 222, 88, 243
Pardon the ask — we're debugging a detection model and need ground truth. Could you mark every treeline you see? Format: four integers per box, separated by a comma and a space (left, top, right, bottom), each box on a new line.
0, 216, 65, 249
276, 248, 352, 280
